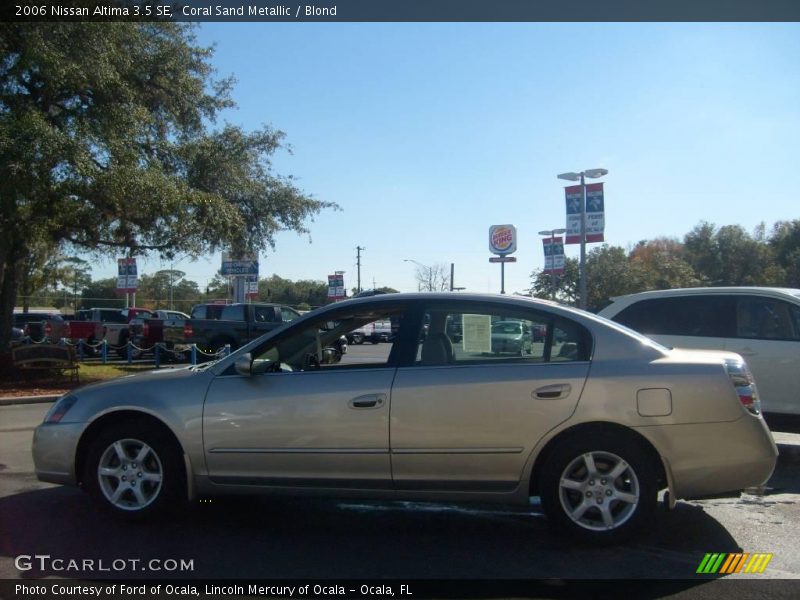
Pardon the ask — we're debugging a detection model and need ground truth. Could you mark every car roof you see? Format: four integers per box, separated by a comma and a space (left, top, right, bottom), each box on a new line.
608, 286, 800, 303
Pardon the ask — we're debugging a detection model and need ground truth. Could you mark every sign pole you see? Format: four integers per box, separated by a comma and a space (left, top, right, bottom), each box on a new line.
501, 262, 505, 294
579, 172, 587, 310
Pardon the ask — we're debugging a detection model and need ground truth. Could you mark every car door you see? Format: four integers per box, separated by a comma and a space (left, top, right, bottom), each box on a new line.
725, 295, 800, 415
389, 301, 591, 493
202, 305, 409, 489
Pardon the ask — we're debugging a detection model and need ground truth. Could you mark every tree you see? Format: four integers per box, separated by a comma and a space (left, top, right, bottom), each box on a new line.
79, 278, 120, 309
628, 237, 700, 290
258, 275, 328, 307
0, 23, 337, 349
411, 262, 450, 292
136, 270, 201, 310
770, 220, 800, 287
530, 258, 578, 305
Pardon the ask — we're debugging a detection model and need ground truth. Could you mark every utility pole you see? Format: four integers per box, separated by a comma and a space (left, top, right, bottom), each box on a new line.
356, 246, 365, 293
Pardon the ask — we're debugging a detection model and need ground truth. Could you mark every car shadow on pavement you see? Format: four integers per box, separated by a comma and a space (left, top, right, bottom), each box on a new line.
0, 485, 740, 588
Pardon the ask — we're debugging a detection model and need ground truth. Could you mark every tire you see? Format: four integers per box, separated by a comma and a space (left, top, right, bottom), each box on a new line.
539, 432, 657, 544
350, 333, 364, 345
370, 336, 380, 344
83, 421, 185, 519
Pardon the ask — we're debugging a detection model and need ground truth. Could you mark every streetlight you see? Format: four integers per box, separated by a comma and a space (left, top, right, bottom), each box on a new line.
557, 168, 608, 309
404, 258, 431, 291
537, 228, 566, 301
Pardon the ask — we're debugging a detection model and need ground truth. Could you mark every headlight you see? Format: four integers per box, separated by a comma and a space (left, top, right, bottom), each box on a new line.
43, 394, 78, 424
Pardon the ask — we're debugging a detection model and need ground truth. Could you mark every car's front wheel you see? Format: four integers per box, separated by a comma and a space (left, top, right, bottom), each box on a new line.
84, 422, 185, 518
539, 433, 657, 544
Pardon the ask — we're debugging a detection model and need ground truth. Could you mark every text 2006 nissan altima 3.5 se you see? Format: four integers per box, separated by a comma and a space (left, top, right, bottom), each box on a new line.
33, 293, 778, 543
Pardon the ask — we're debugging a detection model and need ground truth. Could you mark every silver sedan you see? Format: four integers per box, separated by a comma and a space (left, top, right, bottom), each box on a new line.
32, 293, 777, 544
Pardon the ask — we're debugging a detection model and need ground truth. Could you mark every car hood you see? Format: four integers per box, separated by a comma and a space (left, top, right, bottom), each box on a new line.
63, 365, 214, 425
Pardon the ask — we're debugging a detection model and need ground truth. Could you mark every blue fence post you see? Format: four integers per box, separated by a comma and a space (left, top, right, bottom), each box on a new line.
154, 343, 161, 368
78, 339, 84, 361
127, 341, 133, 365
191, 344, 197, 365
102, 340, 108, 364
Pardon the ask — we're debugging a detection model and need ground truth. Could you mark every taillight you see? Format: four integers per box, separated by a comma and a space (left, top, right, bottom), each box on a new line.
44, 322, 52, 338
143, 323, 150, 338
724, 357, 761, 415
184, 323, 193, 338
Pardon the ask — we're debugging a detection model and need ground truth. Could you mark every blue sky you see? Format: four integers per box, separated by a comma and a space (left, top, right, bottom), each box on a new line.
91, 23, 800, 296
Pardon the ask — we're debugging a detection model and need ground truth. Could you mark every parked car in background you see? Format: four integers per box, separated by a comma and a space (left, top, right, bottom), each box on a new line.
34, 293, 777, 544
347, 319, 394, 344
599, 287, 800, 416
13, 311, 69, 342
491, 320, 533, 355
162, 303, 302, 354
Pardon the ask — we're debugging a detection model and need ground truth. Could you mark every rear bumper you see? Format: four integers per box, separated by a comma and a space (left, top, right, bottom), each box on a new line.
636, 415, 778, 500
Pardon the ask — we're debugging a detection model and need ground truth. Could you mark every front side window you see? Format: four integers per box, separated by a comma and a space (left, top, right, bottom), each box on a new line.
281, 307, 301, 322
252, 307, 407, 373
415, 305, 589, 366
614, 296, 735, 338
254, 306, 277, 322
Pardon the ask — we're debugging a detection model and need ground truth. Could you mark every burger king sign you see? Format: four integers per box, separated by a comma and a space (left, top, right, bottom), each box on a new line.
489, 224, 517, 255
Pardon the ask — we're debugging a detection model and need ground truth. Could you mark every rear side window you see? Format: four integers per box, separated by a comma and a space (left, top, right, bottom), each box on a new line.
613, 296, 735, 338
414, 305, 591, 366
736, 296, 800, 341
220, 305, 246, 321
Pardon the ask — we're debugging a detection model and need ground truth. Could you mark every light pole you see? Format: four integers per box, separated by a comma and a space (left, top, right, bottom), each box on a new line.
404, 258, 431, 292
538, 228, 566, 300
557, 168, 608, 309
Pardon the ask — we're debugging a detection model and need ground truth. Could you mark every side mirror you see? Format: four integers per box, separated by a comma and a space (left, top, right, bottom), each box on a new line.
234, 353, 253, 376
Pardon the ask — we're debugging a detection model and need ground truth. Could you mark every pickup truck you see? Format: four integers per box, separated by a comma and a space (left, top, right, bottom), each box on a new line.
71, 307, 153, 357
347, 319, 394, 344
162, 303, 303, 354
129, 310, 191, 356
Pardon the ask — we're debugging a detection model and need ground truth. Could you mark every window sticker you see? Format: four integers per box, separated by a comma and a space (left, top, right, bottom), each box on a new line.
461, 314, 492, 353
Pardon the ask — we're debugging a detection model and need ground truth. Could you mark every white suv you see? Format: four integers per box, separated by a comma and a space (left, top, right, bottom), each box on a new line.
599, 287, 800, 416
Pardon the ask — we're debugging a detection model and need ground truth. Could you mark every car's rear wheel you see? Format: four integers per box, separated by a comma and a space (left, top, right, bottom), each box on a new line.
84, 422, 185, 519
350, 333, 364, 345
539, 433, 657, 544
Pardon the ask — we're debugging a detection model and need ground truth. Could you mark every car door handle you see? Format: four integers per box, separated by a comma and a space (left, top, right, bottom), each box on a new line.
533, 384, 572, 400
349, 394, 386, 409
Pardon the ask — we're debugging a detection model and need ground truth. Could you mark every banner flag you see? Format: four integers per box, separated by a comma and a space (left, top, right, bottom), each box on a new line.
585, 182, 605, 243
542, 237, 565, 275
327, 274, 346, 300
564, 186, 583, 244
116, 258, 138, 293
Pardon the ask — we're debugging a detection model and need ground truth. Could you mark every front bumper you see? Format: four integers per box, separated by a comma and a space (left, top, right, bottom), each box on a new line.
32, 422, 85, 486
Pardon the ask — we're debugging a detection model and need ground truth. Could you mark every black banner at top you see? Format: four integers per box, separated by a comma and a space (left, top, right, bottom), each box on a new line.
3, 0, 800, 23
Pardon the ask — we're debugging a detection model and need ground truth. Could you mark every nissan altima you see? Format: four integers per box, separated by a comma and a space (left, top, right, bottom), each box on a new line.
33, 293, 777, 543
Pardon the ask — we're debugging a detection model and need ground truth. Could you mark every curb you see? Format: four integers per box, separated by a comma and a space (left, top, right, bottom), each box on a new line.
0, 395, 60, 406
